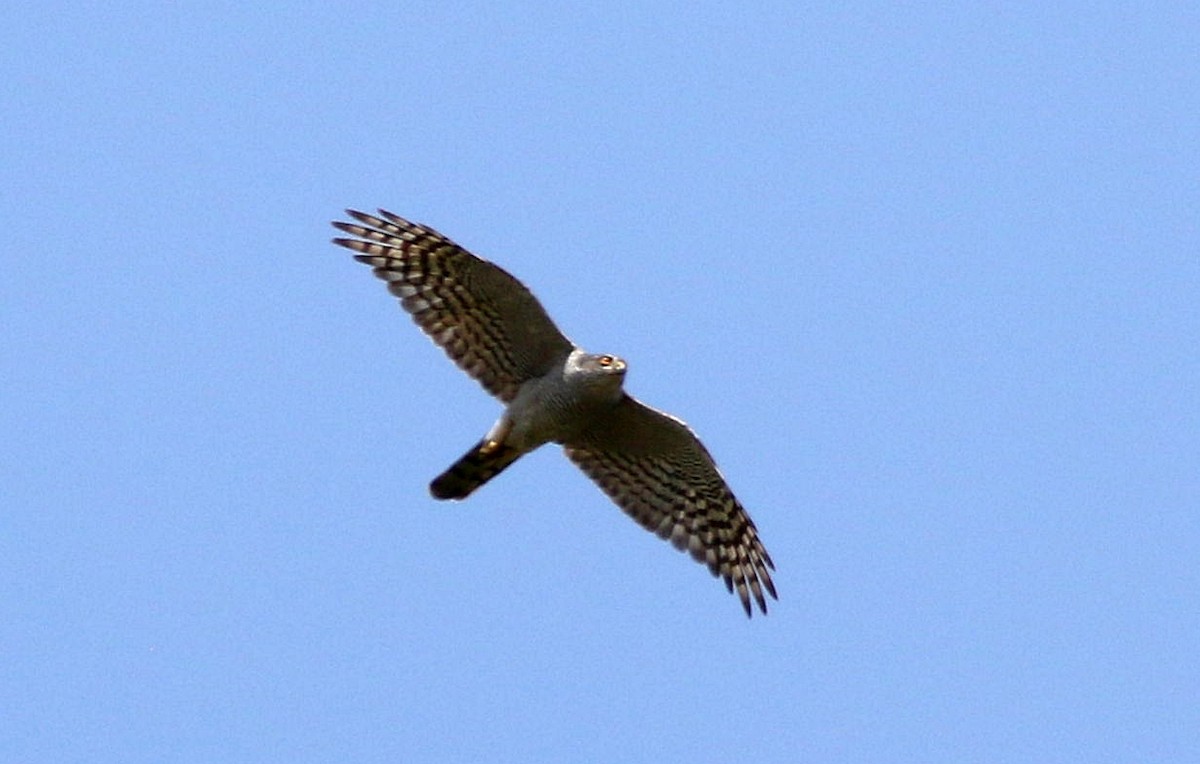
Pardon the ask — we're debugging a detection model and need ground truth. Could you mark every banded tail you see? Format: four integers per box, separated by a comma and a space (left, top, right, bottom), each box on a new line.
430, 439, 524, 500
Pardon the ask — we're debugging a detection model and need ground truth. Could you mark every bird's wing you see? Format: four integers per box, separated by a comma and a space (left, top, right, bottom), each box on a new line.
333, 209, 576, 402
564, 394, 776, 616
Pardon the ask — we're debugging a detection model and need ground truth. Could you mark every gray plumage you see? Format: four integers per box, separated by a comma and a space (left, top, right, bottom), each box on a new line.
332, 209, 777, 616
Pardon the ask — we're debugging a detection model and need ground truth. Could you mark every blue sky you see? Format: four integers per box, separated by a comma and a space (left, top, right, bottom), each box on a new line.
3, 3, 1198, 762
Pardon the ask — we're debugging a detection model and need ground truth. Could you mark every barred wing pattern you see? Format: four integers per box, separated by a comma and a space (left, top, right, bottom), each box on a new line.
332, 210, 575, 403
565, 395, 777, 616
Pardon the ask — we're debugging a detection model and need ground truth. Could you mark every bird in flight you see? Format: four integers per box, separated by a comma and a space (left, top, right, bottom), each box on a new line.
332, 210, 776, 616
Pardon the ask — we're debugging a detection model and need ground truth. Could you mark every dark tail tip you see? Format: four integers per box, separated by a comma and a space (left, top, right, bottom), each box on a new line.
428, 440, 524, 501
430, 473, 470, 500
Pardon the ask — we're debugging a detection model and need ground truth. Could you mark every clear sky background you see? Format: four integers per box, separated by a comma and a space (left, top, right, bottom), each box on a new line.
3, 3, 1198, 762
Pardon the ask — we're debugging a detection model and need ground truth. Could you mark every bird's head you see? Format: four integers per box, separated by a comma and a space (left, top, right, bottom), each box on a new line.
567, 349, 627, 398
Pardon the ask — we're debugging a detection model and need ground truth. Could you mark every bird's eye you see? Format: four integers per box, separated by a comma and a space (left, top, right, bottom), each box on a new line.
598, 355, 613, 367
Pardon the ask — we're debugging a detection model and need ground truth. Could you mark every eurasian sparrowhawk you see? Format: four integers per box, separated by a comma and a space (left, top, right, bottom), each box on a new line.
332, 210, 777, 616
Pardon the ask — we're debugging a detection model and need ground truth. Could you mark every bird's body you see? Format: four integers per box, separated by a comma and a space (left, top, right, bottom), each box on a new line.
431, 349, 626, 499
496, 348, 627, 451
332, 210, 777, 616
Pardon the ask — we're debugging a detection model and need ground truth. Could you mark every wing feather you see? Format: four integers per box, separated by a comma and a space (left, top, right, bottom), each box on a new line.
564, 395, 777, 616
332, 210, 575, 402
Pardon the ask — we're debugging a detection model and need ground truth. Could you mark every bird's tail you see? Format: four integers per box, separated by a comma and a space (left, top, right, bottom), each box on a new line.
430, 439, 524, 500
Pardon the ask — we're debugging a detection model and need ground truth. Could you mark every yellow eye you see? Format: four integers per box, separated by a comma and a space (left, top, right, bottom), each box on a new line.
598, 355, 613, 367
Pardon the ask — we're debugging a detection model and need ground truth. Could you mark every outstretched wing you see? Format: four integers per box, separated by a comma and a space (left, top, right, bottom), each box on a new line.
332, 210, 576, 402
564, 395, 777, 617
